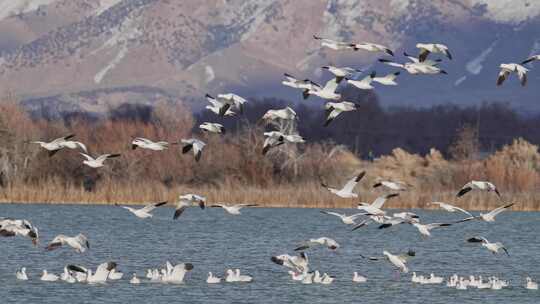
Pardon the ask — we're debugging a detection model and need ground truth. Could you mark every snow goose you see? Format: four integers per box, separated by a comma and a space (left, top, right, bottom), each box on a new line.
410, 222, 452, 237
416, 43, 452, 62
271, 252, 309, 274
294, 237, 340, 251
467, 237, 509, 255
131, 137, 169, 151
427, 273, 444, 284
322, 66, 362, 83
225, 269, 237, 282
46, 233, 89, 253
349, 42, 394, 56
306, 78, 341, 100
372, 71, 400, 86
68, 262, 117, 284
122, 201, 167, 219
234, 269, 253, 282
456, 203, 514, 223
313, 35, 355, 51
16, 267, 28, 280
302, 272, 314, 284
180, 138, 206, 162
428, 202, 472, 217
262, 131, 305, 155
357, 193, 400, 215
261, 107, 297, 121
288, 270, 306, 281
217, 93, 247, 114
311, 270, 322, 283
160, 262, 194, 284
130, 273, 141, 284
108, 268, 123, 280
497, 63, 528, 86
346, 71, 376, 90
522, 55, 540, 65
40, 270, 59, 282
526, 277, 538, 290
59, 140, 87, 153
320, 273, 334, 285
320, 210, 365, 225
0, 218, 39, 246
199, 122, 226, 134
281, 73, 321, 99
173, 194, 206, 219
60, 267, 76, 283
457, 180, 500, 198
30, 134, 77, 157
323, 101, 357, 126
353, 272, 367, 283
321, 171, 365, 198
80, 153, 121, 168
210, 203, 257, 215
207, 272, 221, 284
373, 180, 410, 191
378, 59, 447, 75
381, 250, 414, 273
205, 94, 234, 116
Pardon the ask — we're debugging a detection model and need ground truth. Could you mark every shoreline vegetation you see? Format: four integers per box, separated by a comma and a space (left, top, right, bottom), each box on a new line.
0, 101, 540, 211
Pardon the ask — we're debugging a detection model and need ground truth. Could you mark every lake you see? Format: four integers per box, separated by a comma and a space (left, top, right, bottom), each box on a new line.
1, 204, 539, 303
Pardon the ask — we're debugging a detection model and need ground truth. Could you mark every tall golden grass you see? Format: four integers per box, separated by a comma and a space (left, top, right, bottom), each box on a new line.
0, 101, 539, 211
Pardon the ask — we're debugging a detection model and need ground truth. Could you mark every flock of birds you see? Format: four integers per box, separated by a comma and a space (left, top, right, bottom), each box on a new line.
1, 35, 539, 293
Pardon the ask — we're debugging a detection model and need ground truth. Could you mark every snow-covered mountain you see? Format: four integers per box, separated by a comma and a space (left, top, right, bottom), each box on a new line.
0, 0, 539, 116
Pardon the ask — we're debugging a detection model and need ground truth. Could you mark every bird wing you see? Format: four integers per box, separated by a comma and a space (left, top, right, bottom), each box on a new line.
486, 203, 514, 218
516, 66, 528, 86
320, 211, 343, 218
141, 201, 168, 213
371, 193, 399, 209
497, 69, 510, 86
425, 223, 452, 229
522, 55, 540, 64
378, 59, 404, 68
79, 153, 95, 161
324, 108, 341, 126
322, 77, 339, 93
418, 49, 430, 62
467, 236, 487, 243
456, 183, 473, 197
173, 206, 187, 220
341, 171, 366, 193
449, 204, 473, 217
97, 154, 120, 162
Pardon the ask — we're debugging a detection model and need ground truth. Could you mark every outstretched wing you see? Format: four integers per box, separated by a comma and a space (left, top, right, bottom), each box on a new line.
372, 193, 399, 209
486, 203, 514, 218
341, 171, 366, 193
141, 201, 168, 213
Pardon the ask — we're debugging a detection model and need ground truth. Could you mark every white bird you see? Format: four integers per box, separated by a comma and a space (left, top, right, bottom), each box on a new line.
281, 73, 321, 99
205, 94, 235, 116
372, 71, 400, 86
180, 138, 206, 162
131, 137, 170, 151
80, 153, 121, 168
16, 267, 28, 280
428, 202, 472, 217
40, 270, 59, 282
323, 101, 357, 127
321, 66, 362, 83
67, 262, 117, 284
108, 269, 123, 280
357, 193, 400, 215
416, 43, 452, 62
497, 63, 528, 86
30, 134, 82, 157
262, 131, 305, 155
467, 237, 509, 255
261, 107, 297, 121
217, 93, 247, 113
295, 237, 339, 251
373, 180, 411, 191
456, 203, 514, 223
306, 78, 341, 100
379, 58, 447, 75
320, 273, 334, 285
210, 203, 257, 215
199, 122, 225, 134
46, 233, 89, 253
160, 262, 194, 284
382, 250, 413, 273
0, 218, 39, 246
411, 222, 452, 237
313, 35, 355, 51
130, 273, 141, 284
346, 71, 376, 90
122, 201, 167, 219
59, 140, 88, 153
349, 42, 394, 56
320, 210, 365, 225
522, 55, 540, 65
174, 194, 206, 219
234, 269, 253, 282
321, 171, 365, 198
60, 267, 76, 283
302, 272, 314, 284
353, 272, 367, 283
312, 270, 322, 283
526, 277, 538, 290
457, 180, 501, 198
207, 272, 221, 284
271, 252, 309, 274
225, 269, 237, 282
288, 270, 306, 281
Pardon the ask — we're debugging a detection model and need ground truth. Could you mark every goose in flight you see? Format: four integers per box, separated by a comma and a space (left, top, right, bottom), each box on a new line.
131, 137, 170, 151
30, 134, 85, 157
180, 138, 206, 162
122, 201, 167, 219
324, 101, 357, 126
379, 59, 447, 75
372, 250, 415, 273
322, 66, 362, 83
262, 131, 305, 155
320, 210, 366, 225
207, 272, 221, 284
364, 212, 420, 231
410, 222, 452, 237
457, 180, 500, 198
0, 218, 39, 246
456, 203, 514, 223
210, 203, 258, 215
271, 252, 309, 274
174, 194, 206, 219
40, 270, 59, 282
80, 153, 121, 168
46, 233, 89, 253
67, 262, 117, 284
467, 237, 509, 255
205, 94, 235, 116
372, 72, 400, 86
346, 71, 376, 90
416, 43, 452, 62
261, 107, 297, 121
373, 180, 411, 191
281, 73, 321, 99
313, 35, 355, 51
522, 55, 540, 65
428, 202, 472, 217
306, 77, 341, 100
349, 42, 394, 56
403, 52, 442, 66
357, 193, 400, 215
199, 122, 225, 134
217, 93, 247, 114
16, 267, 28, 280
321, 171, 365, 198
497, 63, 528, 86
294, 237, 340, 251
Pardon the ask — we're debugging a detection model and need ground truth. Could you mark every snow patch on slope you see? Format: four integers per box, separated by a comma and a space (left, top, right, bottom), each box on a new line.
95, 0, 124, 16
471, 0, 540, 24
466, 41, 497, 75
0, 0, 58, 21
205, 65, 215, 83
94, 47, 128, 84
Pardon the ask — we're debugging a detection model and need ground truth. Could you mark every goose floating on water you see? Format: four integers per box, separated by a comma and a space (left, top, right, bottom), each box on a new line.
16, 267, 28, 280
353, 272, 367, 283
207, 272, 221, 284
40, 270, 59, 282
67, 262, 117, 284
122, 201, 167, 219
526, 277, 538, 290
130, 273, 141, 284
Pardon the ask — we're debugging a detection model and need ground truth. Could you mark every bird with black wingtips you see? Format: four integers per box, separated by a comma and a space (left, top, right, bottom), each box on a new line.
306, 77, 341, 100
121, 201, 168, 219
456, 180, 501, 198
321, 171, 365, 198
497, 63, 528, 86
30, 134, 82, 157
467, 237, 509, 256
210, 203, 258, 215
373, 180, 411, 191
323, 101, 357, 126
321, 65, 362, 83
46, 233, 89, 253
522, 54, 540, 65
346, 71, 376, 90
313, 35, 356, 51
262, 131, 304, 155
320, 210, 366, 225
349, 41, 394, 56
80, 153, 121, 168
131, 137, 170, 151
173, 194, 206, 219
428, 202, 473, 217
0, 218, 39, 246
199, 122, 226, 134
357, 193, 400, 215
455, 203, 514, 223
416, 43, 453, 62
294, 237, 340, 251
180, 138, 206, 162
281, 73, 321, 99
205, 94, 234, 117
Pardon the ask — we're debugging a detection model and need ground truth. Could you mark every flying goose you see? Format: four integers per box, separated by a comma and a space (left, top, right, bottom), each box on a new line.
80, 153, 121, 168
294, 237, 340, 251
322, 66, 362, 83
357, 193, 400, 215
180, 138, 206, 162
281, 73, 321, 99
403, 52, 442, 66
271, 252, 309, 274
30, 134, 82, 157
324, 101, 357, 126
321, 171, 365, 198
16, 267, 28, 280
410, 222, 452, 237
0, 218, 39, 246
199, 122, 226, 134
373, 180, 411, 191
374, 250, 415, 273
210, 203, 258, 215
416, 43, 452, 62
457, 180, 500, 198
372, 71, 400, 86
379, 59, 447, 75
320, 210, 366, 225
122, 201, 167, 219
131, 137, 170, 151
522, 55, 540, 65
59, 140, 88, 153
217, 93, 247, 114
456, 203, 514, 223
306, 77, 341, 100
349, 42, 394, 56
313, 35, 355, 51
207, 272, 221, 284
497, 63, 528, 86
467, 237, 509, 255
46, 233, 89, 253
346, 71, 376, 90
174, 194, 206, 219
67, 262, 117, 284
261, 107, 297, 121
40, 270, 59, 282
205, 94, 235, 116
262, 131, 305, 155
428, 202, 472, 217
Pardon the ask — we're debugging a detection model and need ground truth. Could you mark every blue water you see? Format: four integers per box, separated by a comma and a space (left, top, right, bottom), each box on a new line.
1, 204, 539, 303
